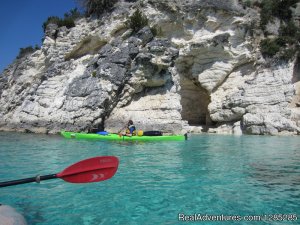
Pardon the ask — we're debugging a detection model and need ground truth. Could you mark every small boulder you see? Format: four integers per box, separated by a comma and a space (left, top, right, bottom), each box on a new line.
0, 204, 27, 225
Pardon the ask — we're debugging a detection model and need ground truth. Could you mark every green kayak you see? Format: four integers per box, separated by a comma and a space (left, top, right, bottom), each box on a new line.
61, 131, 187, 141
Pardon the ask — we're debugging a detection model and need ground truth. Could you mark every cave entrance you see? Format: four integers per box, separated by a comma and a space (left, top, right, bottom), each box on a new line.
180, 77, 212, 126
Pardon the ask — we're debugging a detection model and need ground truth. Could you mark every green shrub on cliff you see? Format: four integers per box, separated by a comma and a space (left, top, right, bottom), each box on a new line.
17, 45, 40, 59
260, 31, 299, 60
78, 0, 118, 17
42, 8, 81, 32
239, 0, 252, 9
258, 0, 299, 61
279, 21, 300, 40
43, 16, 60, 32
260, 38, 281, 57
64, 8, 81, 20
260, 0, 298, 29
150, 25, 163, 37
126, 9, 149, 33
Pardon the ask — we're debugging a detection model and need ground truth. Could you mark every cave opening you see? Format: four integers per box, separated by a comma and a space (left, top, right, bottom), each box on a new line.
180, 77, 212, 127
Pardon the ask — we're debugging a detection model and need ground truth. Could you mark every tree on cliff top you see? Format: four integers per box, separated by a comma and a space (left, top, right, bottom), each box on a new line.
42, 8, 81, 32
17, 45, 40, 59
77, 0, 118, 17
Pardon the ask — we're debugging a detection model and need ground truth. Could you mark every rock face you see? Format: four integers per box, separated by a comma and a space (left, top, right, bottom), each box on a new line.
0, 0, 299, 135
0, 205, 27, 225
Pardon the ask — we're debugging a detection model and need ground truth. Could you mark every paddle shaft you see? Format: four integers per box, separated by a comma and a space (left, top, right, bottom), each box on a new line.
0, 174, 57, 187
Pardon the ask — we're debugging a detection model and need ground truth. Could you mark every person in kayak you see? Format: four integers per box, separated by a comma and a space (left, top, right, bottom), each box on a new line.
119, 120, 136, 136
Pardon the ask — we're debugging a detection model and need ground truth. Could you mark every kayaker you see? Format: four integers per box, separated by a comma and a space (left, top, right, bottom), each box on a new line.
119, 120, 136, 136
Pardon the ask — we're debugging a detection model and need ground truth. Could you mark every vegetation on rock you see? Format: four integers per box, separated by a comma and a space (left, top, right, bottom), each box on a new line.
17, 45, 40, 59
258, 0, 299, 61
78, 0, 118, 17
126, 9, 149, 33
42, 8, 81, 32
259, 0, 298, 29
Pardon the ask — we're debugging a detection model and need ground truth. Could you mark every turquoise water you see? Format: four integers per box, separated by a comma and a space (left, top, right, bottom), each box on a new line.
0, 132, 300, 225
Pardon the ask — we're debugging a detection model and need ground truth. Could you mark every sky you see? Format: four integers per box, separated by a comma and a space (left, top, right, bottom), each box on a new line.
0, 0, 78, 73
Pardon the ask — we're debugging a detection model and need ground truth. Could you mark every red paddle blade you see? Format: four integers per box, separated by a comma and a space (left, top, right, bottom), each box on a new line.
56, 156, 119, 183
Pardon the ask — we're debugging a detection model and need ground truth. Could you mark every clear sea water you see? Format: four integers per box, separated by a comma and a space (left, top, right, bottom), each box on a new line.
0, 132, 299, 225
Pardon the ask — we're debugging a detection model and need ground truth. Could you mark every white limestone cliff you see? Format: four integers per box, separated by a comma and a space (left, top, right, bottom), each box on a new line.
0, 0, 299, 135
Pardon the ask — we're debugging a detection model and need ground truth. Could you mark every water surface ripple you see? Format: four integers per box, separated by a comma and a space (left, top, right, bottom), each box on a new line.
0, 132, 299, 224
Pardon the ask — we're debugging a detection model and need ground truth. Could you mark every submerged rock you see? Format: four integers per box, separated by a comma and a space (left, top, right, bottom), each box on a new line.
0, 205, 27, 225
